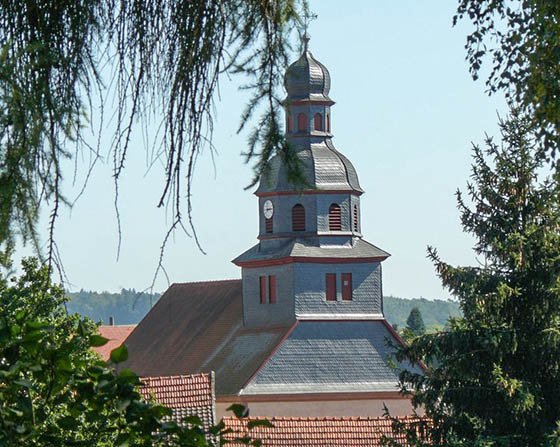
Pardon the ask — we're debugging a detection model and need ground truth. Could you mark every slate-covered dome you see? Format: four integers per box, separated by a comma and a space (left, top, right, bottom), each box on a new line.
284, 50, 332, 102
256, 140, 362, 194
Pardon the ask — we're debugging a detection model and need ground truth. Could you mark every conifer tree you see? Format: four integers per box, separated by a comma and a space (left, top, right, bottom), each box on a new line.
405, 307, 426, 336
393, 111, 560, 447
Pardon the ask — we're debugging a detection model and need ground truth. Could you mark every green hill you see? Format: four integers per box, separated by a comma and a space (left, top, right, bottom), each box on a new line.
66, 289, 461, 330
384, 295, 461, 331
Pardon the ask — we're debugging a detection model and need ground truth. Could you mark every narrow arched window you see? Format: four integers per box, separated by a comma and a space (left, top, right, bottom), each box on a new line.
326, 114, 330, 132
287, 114, 293, 132
314, 113, 323, 131
292, 204, 306, 231
297, 113, 307, 132
353, 205, 359, 232
328, 204, 342, 231
265, 217, 273, 233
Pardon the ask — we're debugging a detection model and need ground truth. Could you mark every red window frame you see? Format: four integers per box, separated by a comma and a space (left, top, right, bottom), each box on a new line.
260, 276, 267, 304
269, 275, 277, 303
314, 113, 323, 131
297, 113, 307, 132
341, 273, 352, 301
326, 273, 336, 301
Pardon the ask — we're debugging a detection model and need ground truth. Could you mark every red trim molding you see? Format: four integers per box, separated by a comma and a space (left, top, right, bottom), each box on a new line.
217, 391, 408, 403
233, 256, 388, 268
255, 190, 363, 197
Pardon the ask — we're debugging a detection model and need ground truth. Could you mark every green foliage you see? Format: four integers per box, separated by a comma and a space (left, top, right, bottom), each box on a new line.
0, 258, 257, 446
406, 307, 426, 337
394, 112, 560, 446
455, 1, 560, 162
0, 0, 308, 266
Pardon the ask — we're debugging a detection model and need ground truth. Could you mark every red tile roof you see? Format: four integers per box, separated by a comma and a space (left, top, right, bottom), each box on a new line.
139, 373, 216, 430
94, 325, 136, 361
139, 373, 214, 408
222, 416, 430, 446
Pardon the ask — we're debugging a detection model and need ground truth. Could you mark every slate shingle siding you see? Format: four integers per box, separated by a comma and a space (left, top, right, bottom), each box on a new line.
244, 321, 412, 393
294, 262, 382, 315
242, 265, 296, 328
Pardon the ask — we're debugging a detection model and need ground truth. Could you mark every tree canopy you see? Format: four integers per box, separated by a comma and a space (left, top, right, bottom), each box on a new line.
393, 111, 560, 446
405, 307, 426, 337
455, 0, 560, 162
0, 0, 308, 270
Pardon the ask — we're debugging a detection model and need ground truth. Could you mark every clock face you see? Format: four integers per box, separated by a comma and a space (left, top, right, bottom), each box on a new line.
263, 200, 274, 219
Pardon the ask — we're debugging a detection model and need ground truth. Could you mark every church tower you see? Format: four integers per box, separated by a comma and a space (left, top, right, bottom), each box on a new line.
122, 43, 420, 417
233, 45, 390, 328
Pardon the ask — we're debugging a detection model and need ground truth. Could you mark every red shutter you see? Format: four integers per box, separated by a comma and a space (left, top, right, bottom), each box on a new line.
314, 113, 323, 131
287, 114, 292, 132
260, 276, 267, 304
265, 217, 273, 233
341, 273, 352, 301
326, 114, 330, 132
353, 205, 358, 232
297, 113, 307, 132
292, 204, 306, 231
329, 204, 342, 231
326, 273, 336, 301
269, 275, 277, 303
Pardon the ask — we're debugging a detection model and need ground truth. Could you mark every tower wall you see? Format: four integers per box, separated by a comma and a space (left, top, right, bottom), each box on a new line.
242, 265, 296, 328
293, 262, 383, 316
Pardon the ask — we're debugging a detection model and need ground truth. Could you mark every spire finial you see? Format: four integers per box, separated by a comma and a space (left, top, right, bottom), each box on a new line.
300, 6, 317, 51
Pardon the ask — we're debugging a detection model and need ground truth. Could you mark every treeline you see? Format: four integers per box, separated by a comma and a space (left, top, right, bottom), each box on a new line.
384, 295, 461, 331
67, 289, 460, 330
66, 289, 161, 325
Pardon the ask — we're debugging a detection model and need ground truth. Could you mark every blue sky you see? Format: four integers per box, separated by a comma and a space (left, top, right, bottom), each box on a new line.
30, 1, 506, 299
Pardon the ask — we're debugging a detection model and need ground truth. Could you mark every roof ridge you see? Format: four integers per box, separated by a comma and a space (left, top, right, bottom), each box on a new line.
172, 278, 241, 286
222, 415, 425, 422
140, 372, 210, 382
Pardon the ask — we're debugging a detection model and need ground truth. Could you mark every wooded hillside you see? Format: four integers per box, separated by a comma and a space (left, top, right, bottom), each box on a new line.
67, 289, 461, 330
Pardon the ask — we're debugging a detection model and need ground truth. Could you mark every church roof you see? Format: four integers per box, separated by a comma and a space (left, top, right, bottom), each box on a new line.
222, 416, 430, 447
256, 140, 363, 195
120, 280, 294, 396
241, 320, 421, 395
121, 280, 417, 398
233, 237, 390, 266
284, 49, 332, 102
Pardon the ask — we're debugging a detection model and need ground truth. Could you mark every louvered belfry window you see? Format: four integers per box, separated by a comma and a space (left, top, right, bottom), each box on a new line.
297, 113, 307, 132
292, 204, 306, 231
265, 217, 273, 233
353, 205, 359, 232
326, 114, 330, 132
314, 113, 323, 131
329, 204, 342, 231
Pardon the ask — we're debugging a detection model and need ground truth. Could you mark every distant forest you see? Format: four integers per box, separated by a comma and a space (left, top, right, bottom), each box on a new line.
67, 289, 461, 330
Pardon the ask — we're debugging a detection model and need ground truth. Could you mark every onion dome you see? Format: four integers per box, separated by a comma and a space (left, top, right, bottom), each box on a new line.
284, 50, 332, 102
256, 140, 363, 194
